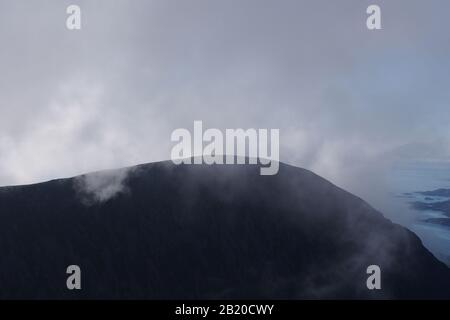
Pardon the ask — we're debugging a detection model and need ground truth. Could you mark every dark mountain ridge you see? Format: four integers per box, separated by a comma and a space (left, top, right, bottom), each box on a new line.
0, 160, 450, 299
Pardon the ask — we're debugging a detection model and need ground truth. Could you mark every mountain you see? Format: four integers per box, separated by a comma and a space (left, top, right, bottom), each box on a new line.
0, 160, 450, 299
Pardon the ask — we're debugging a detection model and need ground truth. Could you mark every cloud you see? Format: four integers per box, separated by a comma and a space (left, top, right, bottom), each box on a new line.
74, 167, 133, 205
1, 0, 450, 216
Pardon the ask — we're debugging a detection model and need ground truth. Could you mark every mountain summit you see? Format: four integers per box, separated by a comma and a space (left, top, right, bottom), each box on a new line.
1, 160, 449, 299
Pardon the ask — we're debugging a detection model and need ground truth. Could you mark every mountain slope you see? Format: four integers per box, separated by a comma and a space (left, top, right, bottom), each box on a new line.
0, 160, 449, 299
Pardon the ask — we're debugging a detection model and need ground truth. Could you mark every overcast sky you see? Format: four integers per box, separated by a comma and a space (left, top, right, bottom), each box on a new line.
1, 0, 450, 219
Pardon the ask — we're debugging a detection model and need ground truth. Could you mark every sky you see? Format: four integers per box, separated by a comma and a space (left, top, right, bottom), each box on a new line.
1, 0, 450, 224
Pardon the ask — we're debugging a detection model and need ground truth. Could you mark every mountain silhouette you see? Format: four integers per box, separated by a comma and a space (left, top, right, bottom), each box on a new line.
1, 160, 450, 299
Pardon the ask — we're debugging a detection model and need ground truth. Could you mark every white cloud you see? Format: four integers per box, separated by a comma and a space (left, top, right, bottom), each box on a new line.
74, 167, 133, 204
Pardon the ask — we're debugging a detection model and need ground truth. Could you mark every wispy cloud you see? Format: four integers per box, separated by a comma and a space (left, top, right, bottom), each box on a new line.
74, 167, 134, 205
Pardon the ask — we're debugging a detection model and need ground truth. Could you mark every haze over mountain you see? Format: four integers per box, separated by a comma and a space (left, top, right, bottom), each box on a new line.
1, 160, 450, 299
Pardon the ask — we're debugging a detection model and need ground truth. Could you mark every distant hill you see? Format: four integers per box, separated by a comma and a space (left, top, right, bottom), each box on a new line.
0, 160, 449, 299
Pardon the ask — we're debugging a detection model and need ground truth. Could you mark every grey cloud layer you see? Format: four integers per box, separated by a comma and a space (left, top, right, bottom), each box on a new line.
1, 0, 450, 219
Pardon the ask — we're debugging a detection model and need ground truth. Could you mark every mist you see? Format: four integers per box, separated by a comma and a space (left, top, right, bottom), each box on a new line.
1, 0, 450, 229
